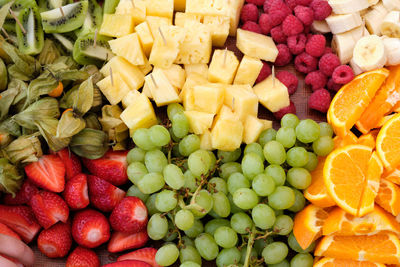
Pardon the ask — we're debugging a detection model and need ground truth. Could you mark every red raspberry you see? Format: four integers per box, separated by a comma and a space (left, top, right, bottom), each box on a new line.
276, 71, 299, 95
268, 1, 292, 26
303, 25, 311, 34
274, 101, 297, 119
305, 70, 327, 91
271, 25, 288, 43
294, 52, 318, 73
310, 0, 332, 20
327, 77, 342, 92
287, 33, 306, 55
308, 88, 331, 113
319, 53, 341, 76
275, 44, 292, 66
305, 34, 326, 57
297, 0, 313, 5
285, 0, 298, 9
282, 15, 304, 36
323, 47, 333, 55
246, 0, 265, 6
294, 5, 314, 26
259, 14, 273, 35
256, 61, 272, 84
240, 3, 259, 23
264, 0, 284, 13
332, 65, 354, 84
242, 21, 262, 34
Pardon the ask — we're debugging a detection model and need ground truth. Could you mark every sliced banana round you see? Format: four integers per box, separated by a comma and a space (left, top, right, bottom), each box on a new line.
368, 0, 380, 5
382, 36, 400, 65
328, 0, 370, 14
350, 58, 364, 75
382, 0, 400, 11
311, 20, 331, 33
326, 13, 362, 34
353, 35, 387, 71
364, 3, 388, 35
332, 26, 369, 64
381, 11, 400, 37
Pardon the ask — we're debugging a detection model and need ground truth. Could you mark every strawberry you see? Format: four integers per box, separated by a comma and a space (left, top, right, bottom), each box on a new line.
66, 246, 100, 267
3, 180, 39, 205
56, 148, 82, 180
87, 175, 125, 212
0, 205, 41, 243
25, 154, 66, 192
72, 209, 110, 248
107, 230, 149, 253
37, 222, 72, 258
82, 150, 128, 186
103, 260, 152, 267
118, 247, 160, 267
110, 197, 148, 234
63, 173, 89, 210
0, 222, 20, 240
30, 191, 69, 229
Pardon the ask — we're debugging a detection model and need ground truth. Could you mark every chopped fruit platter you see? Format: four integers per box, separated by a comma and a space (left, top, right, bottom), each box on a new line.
0, 0, 400, 266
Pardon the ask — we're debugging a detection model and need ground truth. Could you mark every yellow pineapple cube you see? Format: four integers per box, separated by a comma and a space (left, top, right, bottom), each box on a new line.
243, 115, 272, 144
100, 14, 135, 38
217, 105, 238, 120
203, 15, 230, 47
141, 82, 152, 100
200, 129, 212, 150
253, 75, 290, 112
146, 16, 172, 38
115, 0, 146, 25
260, 119, 273, 131
135, 21, 154, 57
227, 0, 245, 36
97, 73, 131, 105
145, 0, 173, 21
190, 83, 225, 114
120, 93, 157, 130
224, 85, 258, 122
234, 55, 263, 86
109, 33, 146, 66
122, 90, 141, 108
184, 64, 208, 79
236, 29, 278, 62
211, 117, 243, 151
208, 49, 239, 84
181, 73, 208, 109
138, 57, 153, 75
156, 64, 186, 91
175, 12, 202, 28
145, 68, 180, 107
184, 110, 214, 134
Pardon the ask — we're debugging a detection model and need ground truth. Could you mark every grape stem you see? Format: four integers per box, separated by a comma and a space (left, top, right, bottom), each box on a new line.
243, 225, 256, 267
185, 177, 207, 213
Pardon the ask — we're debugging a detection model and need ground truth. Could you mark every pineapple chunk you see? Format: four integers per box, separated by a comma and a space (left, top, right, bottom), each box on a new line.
233, 55, 263, 86
224, 85, 258, 122
184, 110, 214, 134
181, 73, 208, 109
243, 115, 272, 144
190, 83, 225, 114
260, 119, 273, 131
97, 73, 131, 105
253, 75, 290, 112
175, 12, 202, 27
100, 56, 144, 91
120, 92, 157, 130
141, 82, 152, 99
217, 105, 238, 120
146, 16, 172, 38
109, 33, 146, 66
138, 57, 153, 75
184, 64, 208, 79
122, 90, 141, 108
175, 0, 186, 12
100, 14, 135, 38
208, 49, 239, 84
135, 21, 154, 57
227, 0, 245, 36
145, 68, 180, 107
203, 15, 230, 47
157, 64, 186, 91
200, 129, 212, 150
115, 0, 146, 25
145, 0, 173, 21
236, 29, 278, 62
211, 117, 243, 151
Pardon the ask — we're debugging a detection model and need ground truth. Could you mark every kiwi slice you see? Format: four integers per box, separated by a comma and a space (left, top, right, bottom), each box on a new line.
53, 32, 76, 52
75, 0, 103, 37
40, 1, 88, 33
103, 0, 120, 14
2, 18, 18, 44
37, 0, 73, 12
16, 6, 44, 55
0, 0, 37, 18
73, 32, 114, 67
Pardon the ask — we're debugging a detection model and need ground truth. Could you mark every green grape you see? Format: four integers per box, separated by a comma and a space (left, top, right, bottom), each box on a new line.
273, 215, 293, 235
149, 125, 171, 147
194, 233, 219, 261
212, 192, 231, 218
208, 151, 217, 173
240, 247, 257, 264
126, 185, 149, 202
252, 173, 276, 196
303, 152, 318, 172
264, 141, 286, 165
175, 209, 195, 230
230, 212, 253, 234
145, 194, 159, 215
190, 190, 213, 217
208, 210, 222, 219
208, 177, 228, 194
184, 170, 197, 192
137, 172, 165, 194
259, 128, 277, 147
181, 236, 195, 247
288, 189, 306, 212
252, 203, 276, 229
218, 148, 242, 163
233, 188, 259, 210
127, 147, 146, 163
167, 103, 185, 120
268, 260, 290, 267
163, 164, 185, 190
145, 149, 168, 173
228, 194, 243, 214
287, 168, 312, 189
268, 186, 295, 210
127, 162, 148, 185
179, 245, 202, 265
265, 165, 286, 186
286, 147, 309, 167
288, 233, 316, 253
155, 190, 178, 212
179, 134, 201, 156
147, 213, 168, 240
184, 220, 204, 238
262, 242, 289, 265
188, 149, 211, 177
276, 127, 296, 148
312, 136, 334, 156
180, 261, 201, 267
295, 119, 320, 143
254, 237, 273, 256
227, 172, 250, 194
216, 247, 241, 267
170, 129, 182, 143
155, 243, 179, 266
205, 219, 230, 235
172, 113, 190, 138
281, 114, 300, 128
319, 122, 333, 137
242, 152, 264, 180
219, 162, 242, 180
164, 220, 178, 242
132, 128, 158, 150
244, 143, 264, 160
290, 253, 313, 267
274, 209, 284, 217
214, 226, 238, 248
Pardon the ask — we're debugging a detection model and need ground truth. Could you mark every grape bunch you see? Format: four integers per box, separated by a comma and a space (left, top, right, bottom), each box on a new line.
126, 103, 335, 267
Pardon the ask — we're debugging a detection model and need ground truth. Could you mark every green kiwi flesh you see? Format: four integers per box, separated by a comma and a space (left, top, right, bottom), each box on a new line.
73, 32, 114, 67
37, 0, 73, 12
40, 1, 88, 33
103, 0, 120, 14
53, 32, 75, 52
16, 6, 44, 55
0, 0, 37, 18
75, 0, 103, 37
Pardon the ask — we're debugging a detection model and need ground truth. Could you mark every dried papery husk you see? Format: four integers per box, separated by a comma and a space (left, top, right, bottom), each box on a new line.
0, 84, 20, 120
59, 84, 79, 109
73, 76, 93, 116
56, 109, 86, 138
0, 158, 23, 197
24, 75, 59, 105
36, 118, 70, 152
84, 112, 102, 130
3, 133, 42, 164
46, 61, 89, 82
38, 39, 61, 65
53, 56, 78, 70
80, 65, 103, 84
91, 85, 102, 110
0, 117, 21, 137
0, 132, 13, 148
112, 141, 128, 151
10, 79, 28, 111
0, 58, 7, 91
69, 128, 108, 160
0, 2, 13, 30
99, 105, 128, 145
8, 64, 31, 81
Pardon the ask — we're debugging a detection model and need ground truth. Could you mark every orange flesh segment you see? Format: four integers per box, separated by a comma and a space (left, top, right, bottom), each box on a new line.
376, 113, 400, 170
358, 133, 376, 149
314, 257, 386, 267
375, 179, 400, 217
383, 167, 400, 185
333, 132, 358, 149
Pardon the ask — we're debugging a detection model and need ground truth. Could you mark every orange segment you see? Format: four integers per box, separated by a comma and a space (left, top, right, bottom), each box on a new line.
383, 168, 400, 186
314, 257, 386, 267
315, 233, 400, 264
333, 132, 358, 148
293, 204, 329, 250
375, 179, 400, 217
376, 113, 400, 170
358, 133, 377, 149
328, 68, 389, 137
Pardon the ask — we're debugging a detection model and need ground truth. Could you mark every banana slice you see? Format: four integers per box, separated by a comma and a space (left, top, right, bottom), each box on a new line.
353, 35, 387, 71
382, 36, 400, 65
382, 0, 400, 11
326, 13, 362, 34
368, 0, 379, 5
381, 11, 400, 37
364, 3, 388, 35
332, 25, 369, 64
328, 0, 370, 14
350, 58, 364, 75
311, 20, 331, 33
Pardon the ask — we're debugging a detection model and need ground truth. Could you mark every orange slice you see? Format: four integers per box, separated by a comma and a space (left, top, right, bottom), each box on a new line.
375, 179, 400, 217
376, 113, 400, 170
383, 168, 400, 186
314, 257, 386, 267
315, 233, 400, 264
378, 114, 396, 128
358, 133, 377, 149
328, 68, 389, 137
292, 204, 329, 250
333, 132, 358, 149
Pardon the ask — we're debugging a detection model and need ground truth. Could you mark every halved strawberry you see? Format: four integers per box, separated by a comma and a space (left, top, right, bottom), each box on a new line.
103, 260, 152, 267
0, 222, 20, 240
66, 246, 100, 267
30, 191, 69, 229
107, 230, 149, 253
0, 205, 41, 243
37, 222, 72, 258
63, 173, 89, 210
56, 148, 82, 180
110, 197, 148, 234
118, 247, 160, 267
25, 154, 66, 192
3, 180, 39, 205
82, 150, 128, 186
87, 175, 125, 212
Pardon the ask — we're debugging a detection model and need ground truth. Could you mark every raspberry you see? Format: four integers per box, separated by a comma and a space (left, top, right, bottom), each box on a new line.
274, 101, 297, 120
264, 0, 284, 13
259, 14, 273, 35
332, 65, 355, 84
308, 88, 331, 113
287, 33, 306, 55
240, 3, 259, 23
285, 0, 298, 9
275, 44, 292, 66
294, 5, 314, 26
276, 71, 299, 95
323, 47, 333, 55
303, 25, 311, 34
271, 25, 288, 44
297, 0, 313, 5
282, 15, 304, 36
242, 21, 262, 34
319, 53, 341, 76
268, 1, 292, 26
256, 61, 272, 84
305, 34, 326, 57
327, 77, 342, 92
310, 0, 332, 20
305, 70, 327, 91
294, 52, 318, 73
246, 0, 265, 6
